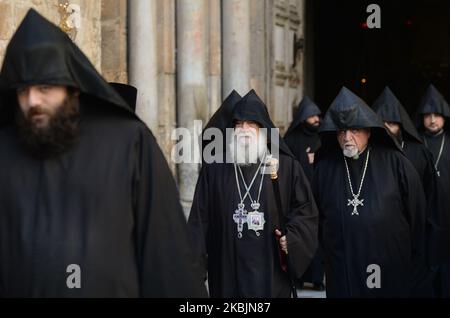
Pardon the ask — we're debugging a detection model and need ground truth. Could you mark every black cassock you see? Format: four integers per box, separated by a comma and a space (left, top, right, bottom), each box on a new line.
284, 96, 324, 287
284, 96, 322, 182
0, 10, 206, 297
314, 87, 427, 297
188, 90, 318, 297
313, 146, 427, 297
416, 84, 450, 297
373, 87, 441, 294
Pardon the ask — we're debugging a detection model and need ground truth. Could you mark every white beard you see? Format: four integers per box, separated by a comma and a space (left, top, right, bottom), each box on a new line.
343, 145, 359, 159
229, 130, 268, 166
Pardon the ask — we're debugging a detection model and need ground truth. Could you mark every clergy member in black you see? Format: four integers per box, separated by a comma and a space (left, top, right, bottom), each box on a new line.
313, 87, 427, 297
284, 96, 322, 182
416, 84, 450, 297
284, 96, 324, 290
373, 86, 440, 296
188, 90, 318, 297
0, 9, 207, 298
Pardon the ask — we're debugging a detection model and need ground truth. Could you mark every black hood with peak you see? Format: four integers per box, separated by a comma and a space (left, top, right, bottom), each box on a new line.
372, 86, 422, 143
285, 96, 322, 138
231, 89, 294, 157
320, 87, 399, 152
109, 82, 137, 113
201, 90, 241, 155
415, 84, 450, 131
0, 9, 131, 124
204, 90, 241, 133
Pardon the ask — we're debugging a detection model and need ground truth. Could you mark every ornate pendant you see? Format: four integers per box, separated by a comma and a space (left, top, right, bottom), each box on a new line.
347, 195, 364, 216
247, 211, 265, 236
233, 203, 248, 239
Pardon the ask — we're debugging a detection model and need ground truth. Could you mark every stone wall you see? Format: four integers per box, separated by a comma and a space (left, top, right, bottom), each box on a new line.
101, 0, 127, 83
0, 0, 127, 83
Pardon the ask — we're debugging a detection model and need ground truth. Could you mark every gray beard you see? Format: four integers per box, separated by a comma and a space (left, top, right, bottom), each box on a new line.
229, 133, 268, 166
343, 146, 359, 159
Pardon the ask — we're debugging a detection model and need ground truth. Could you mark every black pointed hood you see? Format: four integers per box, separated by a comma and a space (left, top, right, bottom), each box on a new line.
321, 87, 385, 132
0, 9, 130, 122
285, 96, 322, 137
320, 87, 398, 152
231, 89, 294, 157
203, 90, 241, 133
201, 90, 241, 155
417, 84, 450, 117
415, 84, 450, 130
109, 83, 137, 112
372, 87, 422, 143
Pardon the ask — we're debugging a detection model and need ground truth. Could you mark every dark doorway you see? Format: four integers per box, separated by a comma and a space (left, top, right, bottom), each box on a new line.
312, 0, 450, 116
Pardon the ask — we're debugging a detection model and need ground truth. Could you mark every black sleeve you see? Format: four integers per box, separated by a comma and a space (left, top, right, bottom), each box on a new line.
132, 127, 207, 297
285, 158, 319, 279
398, 156, 428, 296
187, 165, 210, 281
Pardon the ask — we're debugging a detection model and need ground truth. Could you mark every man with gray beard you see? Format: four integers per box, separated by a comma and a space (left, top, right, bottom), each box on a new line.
313, 87, 428, 297
188, 90, 319, 297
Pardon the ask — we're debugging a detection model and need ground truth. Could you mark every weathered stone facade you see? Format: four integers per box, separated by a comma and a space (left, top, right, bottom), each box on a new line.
0, 0, 126, 83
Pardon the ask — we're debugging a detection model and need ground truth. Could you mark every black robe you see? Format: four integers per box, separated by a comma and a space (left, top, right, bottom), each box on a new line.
284, 125, 321, 183
415, 84, 450, 297
372, 86, 441, 279
284, 126, 323, 287
0, 104, 207, 297
284, 98, 323, 286
188, 90, 318, 297
189, 154, 318, 297
284, 96, 321, 182
0, 9, 207, 297
315, 87, 428, 297
313, 145, 427, 297
422, 131, 450, 297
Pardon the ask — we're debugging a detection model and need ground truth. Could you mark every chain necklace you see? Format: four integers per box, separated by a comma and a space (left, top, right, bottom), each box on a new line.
424, 133, 445, 177
344, 148, 370, 216
233, 153, 267, 238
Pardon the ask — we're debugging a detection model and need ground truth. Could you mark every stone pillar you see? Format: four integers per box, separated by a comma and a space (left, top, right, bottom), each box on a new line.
222, 0, 251, 97
176, 0, 207, 216
128, 0, 158, 133
101, 0, 127, 83
207, 0, 222, 115
155, 0, 177, 171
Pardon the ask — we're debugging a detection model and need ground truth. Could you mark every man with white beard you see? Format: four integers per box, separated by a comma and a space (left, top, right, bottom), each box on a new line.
313, 87, 428, 297
188, 90, 319, 298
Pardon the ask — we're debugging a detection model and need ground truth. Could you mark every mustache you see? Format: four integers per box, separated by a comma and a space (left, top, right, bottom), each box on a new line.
27, 107, 51, 118
236, 131, 257, 138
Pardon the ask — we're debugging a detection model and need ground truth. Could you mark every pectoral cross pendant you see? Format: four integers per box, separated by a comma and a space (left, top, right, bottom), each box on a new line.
347, 195, 364, 216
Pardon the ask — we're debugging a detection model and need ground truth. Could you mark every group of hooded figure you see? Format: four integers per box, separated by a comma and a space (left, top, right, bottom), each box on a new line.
192, 81, 450, 298
0, 9, 449, 298
282, 84, 450, 298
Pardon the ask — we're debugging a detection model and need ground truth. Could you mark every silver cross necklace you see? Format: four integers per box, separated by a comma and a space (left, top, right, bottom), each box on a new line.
343, 148, 370, 216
